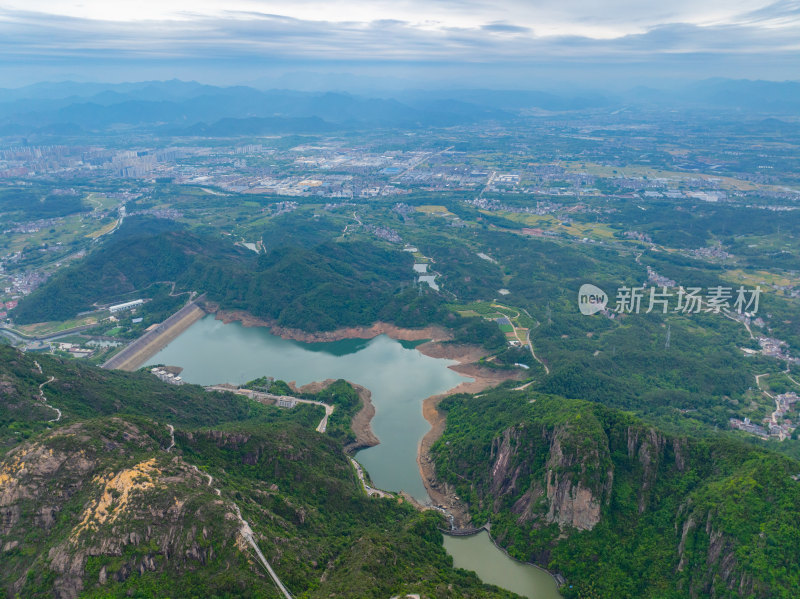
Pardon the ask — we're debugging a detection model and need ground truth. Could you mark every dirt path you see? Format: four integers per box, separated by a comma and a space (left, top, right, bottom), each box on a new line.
526, 329, 550, 375
339, 211, 362, 240
33, 361, 61, 423
725, 312, 755, 340
755, 372, 774, 399
168, 427, 292, 597
165, 424, 175, 452
38, 375, 61, 423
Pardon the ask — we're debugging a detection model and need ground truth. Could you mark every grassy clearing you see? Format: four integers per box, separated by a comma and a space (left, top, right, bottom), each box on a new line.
484, 211, 620, 240
1, 214, 90, 254
84, 193, 118, 211
85, 220, 119, 239
15, 313, 103, 337
449, 300, 535, 345
416, 205, 455, 216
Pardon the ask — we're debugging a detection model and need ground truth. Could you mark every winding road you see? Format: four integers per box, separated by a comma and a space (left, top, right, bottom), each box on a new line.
350, 457, 393, 499
205, 387, 334, 434
526, 329, 550, 375
34, 361, 61, 422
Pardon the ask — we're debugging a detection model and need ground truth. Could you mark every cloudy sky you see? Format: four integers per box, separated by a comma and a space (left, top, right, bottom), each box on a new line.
0, 0, 797, 88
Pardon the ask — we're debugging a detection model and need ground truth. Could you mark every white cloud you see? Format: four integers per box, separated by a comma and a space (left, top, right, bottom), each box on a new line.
0, 1, 797, 84
0, 0, 785, 36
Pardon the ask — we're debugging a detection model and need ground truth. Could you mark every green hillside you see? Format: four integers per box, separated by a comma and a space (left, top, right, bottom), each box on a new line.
433, 388, 800, 599
0, 345, 515, 599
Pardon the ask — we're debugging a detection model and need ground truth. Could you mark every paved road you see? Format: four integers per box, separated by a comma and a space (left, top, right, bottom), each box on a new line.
0, 323, 97, 343
349, 457, 393, 498
206, 387, 334, 433
164, 425, 293, 597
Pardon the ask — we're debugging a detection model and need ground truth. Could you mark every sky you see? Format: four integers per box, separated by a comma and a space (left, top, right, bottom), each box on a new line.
0, 0, 798, 89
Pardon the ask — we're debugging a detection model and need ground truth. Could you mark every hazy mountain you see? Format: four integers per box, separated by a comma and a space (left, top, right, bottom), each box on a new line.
0, 78, 797, 137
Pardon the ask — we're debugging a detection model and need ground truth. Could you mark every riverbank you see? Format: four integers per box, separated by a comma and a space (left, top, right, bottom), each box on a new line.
346, 383, 380, 451
416, 342, 525, 527
211, 306, 452, 344
291, 379, 380, 452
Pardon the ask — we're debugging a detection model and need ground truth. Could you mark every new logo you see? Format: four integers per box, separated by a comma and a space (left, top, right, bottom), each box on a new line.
578, 284, 608, 315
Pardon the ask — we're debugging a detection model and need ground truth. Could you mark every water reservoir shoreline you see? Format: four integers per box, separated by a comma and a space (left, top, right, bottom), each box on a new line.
210, 304, 453, 344
141, 314, 558, 597
443, 530, 563, 599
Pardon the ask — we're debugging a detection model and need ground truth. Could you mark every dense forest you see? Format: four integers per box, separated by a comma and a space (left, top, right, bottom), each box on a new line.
0, 187, 88, 221
433, 387, 800, 599
12, 217, 512, 347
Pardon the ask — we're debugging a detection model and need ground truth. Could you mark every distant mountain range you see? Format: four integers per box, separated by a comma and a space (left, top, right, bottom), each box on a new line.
0, 81, 512, 135
0, 78, 797, 136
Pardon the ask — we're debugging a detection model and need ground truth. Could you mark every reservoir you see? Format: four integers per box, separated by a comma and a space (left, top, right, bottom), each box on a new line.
444, 531, 561, 599
145, 313, 560, 598
144, 314, 465, 502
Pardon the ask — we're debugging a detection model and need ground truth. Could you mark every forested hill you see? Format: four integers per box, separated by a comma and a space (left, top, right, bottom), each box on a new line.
0, 344, 515, 598
12, 217, 449, 331
433, 387, 800, 599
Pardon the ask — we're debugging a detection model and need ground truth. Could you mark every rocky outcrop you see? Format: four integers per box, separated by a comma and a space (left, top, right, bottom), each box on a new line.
542, 427, 612, 530
475, 417, 695, 535
627, 426, 668, 513
675, 505, 767, 599
435, 391, 800, 598
489, 426, 524, 496
486, 423, 612, 531
0, 421, 245, 599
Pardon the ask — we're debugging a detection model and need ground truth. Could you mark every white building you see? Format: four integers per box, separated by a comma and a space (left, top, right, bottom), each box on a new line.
109, 299, 144, 313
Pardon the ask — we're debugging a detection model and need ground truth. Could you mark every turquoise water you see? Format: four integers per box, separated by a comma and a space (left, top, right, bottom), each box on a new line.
145, 314, 561, 597
144, 314, 467, 501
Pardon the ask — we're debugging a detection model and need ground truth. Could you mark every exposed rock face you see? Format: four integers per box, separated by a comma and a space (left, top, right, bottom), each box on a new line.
474, 414, 711, 538
674, 505, 767, 598
0, 421, 243, 599
0, 425, 96, 540
489, 427, 524, 497
435, 392, 800, 598
543, 430, 608, 531
487, 423, 612, 531
627, 426, 667, 513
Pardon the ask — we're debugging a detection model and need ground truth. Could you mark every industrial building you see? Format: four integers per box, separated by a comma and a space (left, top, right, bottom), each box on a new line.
109, 299, 144, 313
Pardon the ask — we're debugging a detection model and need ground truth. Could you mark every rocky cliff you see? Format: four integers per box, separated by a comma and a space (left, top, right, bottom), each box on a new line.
433, 389, 800, 599
486, 423, 612, 531
0, 419, 255, 598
